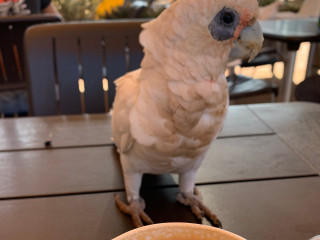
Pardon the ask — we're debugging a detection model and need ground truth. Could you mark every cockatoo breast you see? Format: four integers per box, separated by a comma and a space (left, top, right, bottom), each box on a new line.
128, 69, 228, 168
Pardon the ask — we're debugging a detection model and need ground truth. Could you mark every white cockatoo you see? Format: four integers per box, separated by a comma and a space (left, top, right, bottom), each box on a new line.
112, 0, 263, 228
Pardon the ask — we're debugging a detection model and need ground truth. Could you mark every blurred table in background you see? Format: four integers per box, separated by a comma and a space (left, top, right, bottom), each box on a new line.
0, 102, 319, 239
260, 18, 320, 102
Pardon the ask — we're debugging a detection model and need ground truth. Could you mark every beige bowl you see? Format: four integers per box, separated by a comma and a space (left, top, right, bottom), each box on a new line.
113, 222, 246, 240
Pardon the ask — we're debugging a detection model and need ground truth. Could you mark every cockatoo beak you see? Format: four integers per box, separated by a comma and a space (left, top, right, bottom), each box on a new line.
229, 21, 264, 62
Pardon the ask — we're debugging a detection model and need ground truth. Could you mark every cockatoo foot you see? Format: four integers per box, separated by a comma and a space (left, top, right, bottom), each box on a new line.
115, 194, 154, 228
176, 189, 222, 228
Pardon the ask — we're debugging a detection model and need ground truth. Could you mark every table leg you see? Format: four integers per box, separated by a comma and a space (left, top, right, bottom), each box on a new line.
305, 43, 317, 78
282, 51, 297, 102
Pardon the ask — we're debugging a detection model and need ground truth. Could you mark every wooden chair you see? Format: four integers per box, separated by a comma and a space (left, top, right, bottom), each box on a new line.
0, 14, 61, 116
227, 72, 278, 103
227, 45, 280, 104
25, 20, 146, 116
0, 14, 61, 91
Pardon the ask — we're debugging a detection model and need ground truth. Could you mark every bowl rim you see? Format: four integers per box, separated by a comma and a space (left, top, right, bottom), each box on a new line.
112, 222, 246, 240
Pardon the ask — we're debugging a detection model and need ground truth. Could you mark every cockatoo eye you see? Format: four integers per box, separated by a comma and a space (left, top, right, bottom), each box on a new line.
208, 7, 240, 41
222, 12, 234, 24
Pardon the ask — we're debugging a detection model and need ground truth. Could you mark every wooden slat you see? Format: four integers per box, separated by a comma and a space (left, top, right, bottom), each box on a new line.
249, 102, 320, 174
0, 104, 270, 151
25, 20, 146, 115
0, 135, 315, 199
55, 36, 82, 115
103, 20, 146, 109
0, 105, 282, 152
0, 146, 122, 199
0, 114, 112, 151
126, 27, 144, 71
25, 31, 57, 116
81, 36, 105, 113
198, 177, 320, 240
0, 192, 133, 240
195, 134, 316, 184
104, 35, 127, 110
219, 105, 273, 138
0, 177, 320, 239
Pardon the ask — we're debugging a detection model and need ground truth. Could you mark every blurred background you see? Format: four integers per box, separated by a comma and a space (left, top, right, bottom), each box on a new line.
51, 0, 313, 86
52, 0, 305, 21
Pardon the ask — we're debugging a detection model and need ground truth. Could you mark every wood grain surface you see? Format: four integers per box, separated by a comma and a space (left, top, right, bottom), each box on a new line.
0, 102, 319, 240
250, 102, 320, 174
0, 177, 319, 240
0, 105, 272, 152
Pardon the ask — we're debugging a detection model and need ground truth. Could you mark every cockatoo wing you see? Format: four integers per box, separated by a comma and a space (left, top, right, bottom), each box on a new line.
112, 69, 141, 153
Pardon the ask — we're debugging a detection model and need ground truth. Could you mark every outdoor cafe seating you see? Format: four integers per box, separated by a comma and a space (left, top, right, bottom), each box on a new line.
0, 1, 320, 239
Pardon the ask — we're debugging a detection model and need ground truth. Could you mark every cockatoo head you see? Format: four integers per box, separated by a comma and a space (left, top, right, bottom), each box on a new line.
140, 0, 263, 65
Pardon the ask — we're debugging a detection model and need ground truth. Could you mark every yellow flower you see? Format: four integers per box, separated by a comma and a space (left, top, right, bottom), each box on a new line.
96, 0, 125, 19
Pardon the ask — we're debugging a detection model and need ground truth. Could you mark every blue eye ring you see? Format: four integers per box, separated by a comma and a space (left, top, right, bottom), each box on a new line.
208, 7, 240, 41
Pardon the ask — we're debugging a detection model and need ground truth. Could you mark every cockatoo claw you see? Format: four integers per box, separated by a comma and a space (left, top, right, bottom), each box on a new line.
176, 191, 222, 228
115, 194, 154, 228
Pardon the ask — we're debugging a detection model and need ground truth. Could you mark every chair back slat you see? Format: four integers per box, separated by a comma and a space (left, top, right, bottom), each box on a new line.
104, 22, 144, 108
25, 28, 58, 115
80, 36, 105, 114
25, 20, 146, 116
127, 32, 145, 71
104, 34, 128, 110
55, 36, 83, 115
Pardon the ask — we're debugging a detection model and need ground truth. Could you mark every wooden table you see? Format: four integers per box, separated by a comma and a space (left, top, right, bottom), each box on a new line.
260, 18, 320, 102
0, 102, 320, 239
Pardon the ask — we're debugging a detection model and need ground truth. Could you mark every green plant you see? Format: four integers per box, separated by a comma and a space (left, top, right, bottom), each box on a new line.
258, 0, 276, 7
258, 0, 303, 12
279, 0, 303, 12
53, 0, 100, 21
104, 4, 165, 19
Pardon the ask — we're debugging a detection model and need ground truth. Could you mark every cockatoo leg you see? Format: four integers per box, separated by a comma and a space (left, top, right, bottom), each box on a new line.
177, 171, 222, 228
115, 157, 153, 228
115, 194, 153, 227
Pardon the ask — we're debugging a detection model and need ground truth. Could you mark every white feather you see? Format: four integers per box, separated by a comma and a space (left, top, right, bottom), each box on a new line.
111, 0, 261, 204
